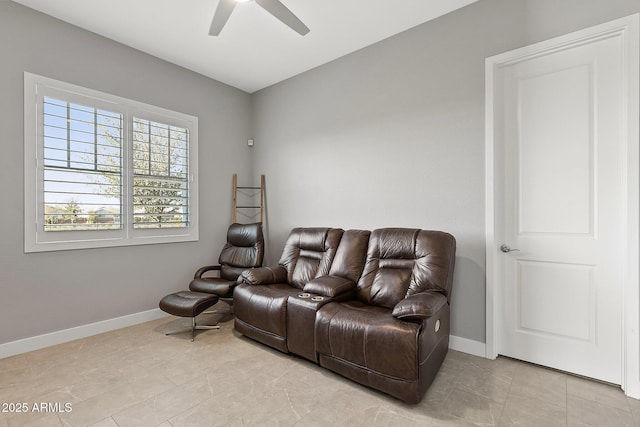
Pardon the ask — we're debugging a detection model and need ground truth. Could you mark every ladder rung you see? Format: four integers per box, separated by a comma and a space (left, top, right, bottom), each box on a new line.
233, 173, 265, 224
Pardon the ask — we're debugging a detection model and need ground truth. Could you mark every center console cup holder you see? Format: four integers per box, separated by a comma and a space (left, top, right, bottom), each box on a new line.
311, 296, 324, 302
298, 293, 311, 298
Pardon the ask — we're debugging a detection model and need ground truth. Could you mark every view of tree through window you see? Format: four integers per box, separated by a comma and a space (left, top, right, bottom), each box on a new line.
43, 97, 123, 231
132, 118, 189, 228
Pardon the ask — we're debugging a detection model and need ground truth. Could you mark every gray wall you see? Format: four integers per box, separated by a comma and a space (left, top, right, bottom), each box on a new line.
0, 1, 253, 344
251, 0, 640, 343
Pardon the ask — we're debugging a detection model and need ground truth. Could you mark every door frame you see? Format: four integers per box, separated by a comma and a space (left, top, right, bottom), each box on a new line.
485, 14, 640, 397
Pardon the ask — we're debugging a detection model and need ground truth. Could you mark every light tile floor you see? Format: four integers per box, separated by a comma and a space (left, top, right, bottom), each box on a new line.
1, 304, 638, 426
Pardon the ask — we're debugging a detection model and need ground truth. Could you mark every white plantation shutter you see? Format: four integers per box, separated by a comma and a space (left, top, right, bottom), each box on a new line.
42, 97, 123, 231
132, 117, 189, 229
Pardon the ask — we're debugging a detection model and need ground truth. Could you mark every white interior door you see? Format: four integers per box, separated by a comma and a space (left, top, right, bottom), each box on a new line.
488, 18, 639, 385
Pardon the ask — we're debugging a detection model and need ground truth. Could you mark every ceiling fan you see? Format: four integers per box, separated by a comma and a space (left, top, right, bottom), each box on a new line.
209, 0, 310, 36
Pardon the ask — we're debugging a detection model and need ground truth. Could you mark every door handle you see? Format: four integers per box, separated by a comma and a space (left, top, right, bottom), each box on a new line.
500, 244, 520, 253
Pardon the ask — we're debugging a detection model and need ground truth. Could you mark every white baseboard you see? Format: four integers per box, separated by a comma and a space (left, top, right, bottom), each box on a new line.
449, 334, 487, 358
0, 308, 167, 359
625, 380, 640, 400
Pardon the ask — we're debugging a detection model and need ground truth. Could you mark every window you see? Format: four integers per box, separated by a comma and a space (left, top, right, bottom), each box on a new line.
24, 73, 199, 252
43, 97, 123, 232
131, 117, 189, 229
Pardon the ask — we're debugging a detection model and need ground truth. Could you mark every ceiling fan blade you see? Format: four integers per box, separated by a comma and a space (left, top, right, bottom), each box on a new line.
255, 0, 310, 35
209, 0, 237, 36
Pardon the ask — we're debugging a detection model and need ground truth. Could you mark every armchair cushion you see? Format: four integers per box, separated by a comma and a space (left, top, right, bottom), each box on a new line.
239, 266, 288, 285
189, 265, 233, 297
218, 222, 265, 280
303, 276, 356, 297
189, 278, 233, 298
392, 291, 448, 321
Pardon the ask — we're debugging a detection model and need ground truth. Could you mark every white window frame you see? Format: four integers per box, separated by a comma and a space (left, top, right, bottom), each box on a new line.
24, 72, 199, 252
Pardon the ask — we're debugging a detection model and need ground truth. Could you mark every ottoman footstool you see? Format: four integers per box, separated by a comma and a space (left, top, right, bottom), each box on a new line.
159, 291, 220, 341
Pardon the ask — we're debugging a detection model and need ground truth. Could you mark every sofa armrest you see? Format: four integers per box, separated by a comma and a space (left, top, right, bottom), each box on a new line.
303, 276, 356, 297
392, 291, 448, 322
238, 266, 288, 285
193, 265, 221, 279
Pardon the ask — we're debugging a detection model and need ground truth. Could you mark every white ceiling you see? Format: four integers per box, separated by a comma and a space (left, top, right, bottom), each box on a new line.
12, 0, 478, 93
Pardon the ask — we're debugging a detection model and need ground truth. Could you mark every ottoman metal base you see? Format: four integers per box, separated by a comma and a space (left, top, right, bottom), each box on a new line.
164, 317, 220, 342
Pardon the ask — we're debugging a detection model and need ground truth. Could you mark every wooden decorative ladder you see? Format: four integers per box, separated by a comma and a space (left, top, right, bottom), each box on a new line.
232, 174, 265, 224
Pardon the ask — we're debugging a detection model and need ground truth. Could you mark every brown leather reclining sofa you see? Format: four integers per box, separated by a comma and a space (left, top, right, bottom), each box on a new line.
234, 227, 456, 404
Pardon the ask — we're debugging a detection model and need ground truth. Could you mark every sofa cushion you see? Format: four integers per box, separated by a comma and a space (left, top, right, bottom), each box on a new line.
303, 276, 356, 297
356, 228, 457, 308
278, 228, 344, 289
392, 291, 448, 321
315, 301, 421, 381
356, 228, 420, 308
328, 229, 371, 281
234, 283, 301, 339
239, 266, 288, 285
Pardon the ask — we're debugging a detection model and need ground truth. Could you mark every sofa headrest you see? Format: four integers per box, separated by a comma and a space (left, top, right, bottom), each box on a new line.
279, 227, 344, 289
376, 228, 418, 259
297, 228, 334, 252
356, 228, 456, 308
